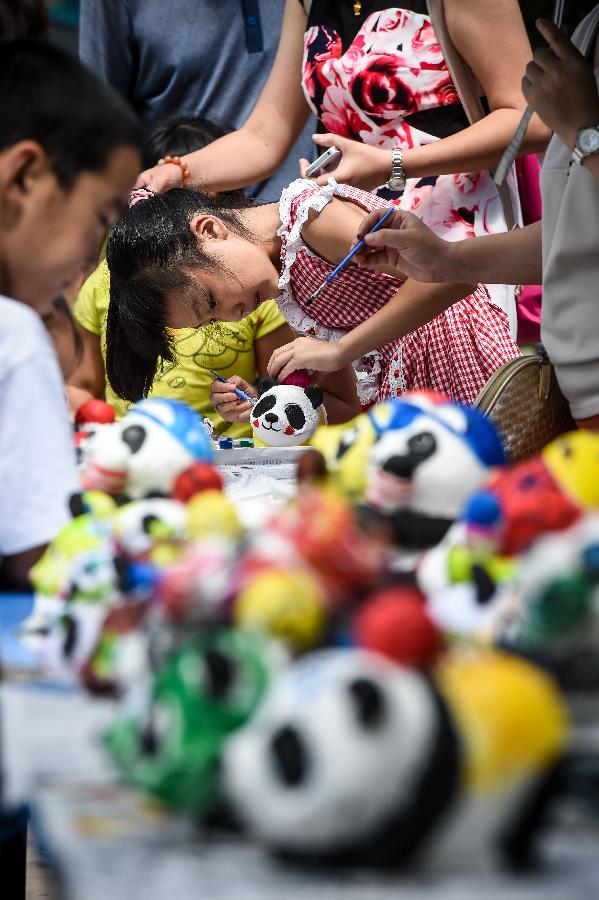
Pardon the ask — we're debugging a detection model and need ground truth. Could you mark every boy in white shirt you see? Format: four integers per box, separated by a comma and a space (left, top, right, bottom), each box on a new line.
0, 41, 141, 587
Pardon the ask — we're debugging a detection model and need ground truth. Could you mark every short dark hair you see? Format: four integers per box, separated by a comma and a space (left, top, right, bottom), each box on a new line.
0, 40, 141, 187
142, 115, 234, 169
0, 0, 48, 40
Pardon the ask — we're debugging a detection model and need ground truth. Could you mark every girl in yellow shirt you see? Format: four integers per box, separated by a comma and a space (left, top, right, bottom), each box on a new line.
69, 258, 359, 437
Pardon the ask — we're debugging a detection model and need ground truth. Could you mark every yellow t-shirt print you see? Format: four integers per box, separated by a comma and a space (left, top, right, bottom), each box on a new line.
74, 259, 285, 438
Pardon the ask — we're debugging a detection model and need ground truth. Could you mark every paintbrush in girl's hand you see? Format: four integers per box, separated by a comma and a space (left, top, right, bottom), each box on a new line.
208, 370, 254, 403
306, 206, 396, 306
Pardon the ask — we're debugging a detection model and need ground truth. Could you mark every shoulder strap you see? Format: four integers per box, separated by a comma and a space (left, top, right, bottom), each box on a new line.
426, 0, 517, 230
573, 5, 599, 58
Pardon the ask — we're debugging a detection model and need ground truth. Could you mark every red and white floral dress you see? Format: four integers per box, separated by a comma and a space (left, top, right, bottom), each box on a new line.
276, 178, 520, 406
300, 0, 521, 334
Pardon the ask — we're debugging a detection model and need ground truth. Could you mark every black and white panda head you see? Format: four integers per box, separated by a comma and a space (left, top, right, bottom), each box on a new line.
251, 379, 324, 447
365, 399, 505, 550
224, 649, 459, 866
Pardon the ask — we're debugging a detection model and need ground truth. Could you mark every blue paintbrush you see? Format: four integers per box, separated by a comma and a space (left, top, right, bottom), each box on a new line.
306, 206, 396, 306
208, 370, 254, 403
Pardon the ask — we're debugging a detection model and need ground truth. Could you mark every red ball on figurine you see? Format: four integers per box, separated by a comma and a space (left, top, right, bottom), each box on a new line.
75, 399, 116, 426
173, 461, 224, 502
282, 369, 311, 389
354, 586, 443, 669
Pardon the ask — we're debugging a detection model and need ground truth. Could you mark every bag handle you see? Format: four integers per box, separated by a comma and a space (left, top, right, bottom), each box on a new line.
426, 0, 517, 230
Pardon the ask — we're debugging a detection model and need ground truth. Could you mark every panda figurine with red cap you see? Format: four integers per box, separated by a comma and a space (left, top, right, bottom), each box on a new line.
251, 371, 324, 448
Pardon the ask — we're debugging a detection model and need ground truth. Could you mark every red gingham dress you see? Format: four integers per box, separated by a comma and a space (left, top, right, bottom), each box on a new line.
276, 179, 520, 406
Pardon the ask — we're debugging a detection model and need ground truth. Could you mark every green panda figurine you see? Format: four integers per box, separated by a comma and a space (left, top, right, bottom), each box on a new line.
104, 629, 280, 812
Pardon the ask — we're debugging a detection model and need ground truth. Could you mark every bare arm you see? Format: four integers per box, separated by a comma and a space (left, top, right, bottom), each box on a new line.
353, 209, 542, 285
0, 545, 46, 591
305, 0, 550, 191
268, 198, 476, 380
137, 0, 311, 193
211, 323, 361, 425
68, 326, 106, 398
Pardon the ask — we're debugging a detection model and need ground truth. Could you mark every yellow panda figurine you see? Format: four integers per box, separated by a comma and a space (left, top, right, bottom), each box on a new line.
542, 430, 599, 510
431, 649, 569, 868
309, 403, 393, 503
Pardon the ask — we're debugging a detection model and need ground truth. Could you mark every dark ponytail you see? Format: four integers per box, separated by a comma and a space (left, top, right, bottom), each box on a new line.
106, 188, 254, 402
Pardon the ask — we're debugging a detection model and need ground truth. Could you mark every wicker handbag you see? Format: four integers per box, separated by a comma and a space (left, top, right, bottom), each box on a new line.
474, 349, 575, 463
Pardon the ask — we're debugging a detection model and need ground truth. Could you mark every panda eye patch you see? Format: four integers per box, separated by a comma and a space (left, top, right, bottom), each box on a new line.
285, 404, 306, 431
348, 678, 386, 729
336, 427, 358, 459
61, 614, 78, 659
140, 722, 159, 756
253, 394, 277, 419
203, 650, 236, 700
270, 725, 308, 787
407, 431, 436, 459
122, 425, 146, 454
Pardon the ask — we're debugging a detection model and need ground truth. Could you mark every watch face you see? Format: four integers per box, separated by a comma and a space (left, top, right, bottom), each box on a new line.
578, 127, 599, 155
389, 175, 406, 191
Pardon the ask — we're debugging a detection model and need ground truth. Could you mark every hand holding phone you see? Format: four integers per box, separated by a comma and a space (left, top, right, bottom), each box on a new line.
305, 146, 342, 178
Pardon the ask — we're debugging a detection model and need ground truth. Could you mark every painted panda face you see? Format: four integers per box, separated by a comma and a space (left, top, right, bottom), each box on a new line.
252, 384, 323, 448
111, 498, 187, 557
224, 649, 444, 858
81, 400, 213, 499
367, 405, 491, 521
82, 415, 195, 498
105, 630, 277, 812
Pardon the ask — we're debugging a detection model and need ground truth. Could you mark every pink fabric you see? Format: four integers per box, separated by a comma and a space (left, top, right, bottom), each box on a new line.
515, 155, 542, 343
301, 9, 517, 244
277, 179, 521, 407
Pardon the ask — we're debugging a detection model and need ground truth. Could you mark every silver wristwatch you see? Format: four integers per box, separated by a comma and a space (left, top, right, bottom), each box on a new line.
571, 125, 599, 165
387, 148, 406, 191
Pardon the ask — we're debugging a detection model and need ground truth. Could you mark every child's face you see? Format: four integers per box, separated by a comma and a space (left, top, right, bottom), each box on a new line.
0, 143, 140, 315
166, 224, 280, 327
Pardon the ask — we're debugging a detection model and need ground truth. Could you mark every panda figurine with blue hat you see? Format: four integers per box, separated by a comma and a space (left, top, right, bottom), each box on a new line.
81, 398, 214, 499
364, 394, 506, 553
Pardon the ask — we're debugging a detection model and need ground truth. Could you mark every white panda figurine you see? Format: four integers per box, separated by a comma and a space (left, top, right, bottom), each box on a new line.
81, 398, 213, 499
224, 648, 567, 871
365, 396, 505, 552
251, 376, 324, 448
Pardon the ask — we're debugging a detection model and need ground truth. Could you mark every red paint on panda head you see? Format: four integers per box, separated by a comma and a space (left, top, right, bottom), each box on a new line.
284, 425, 296, 436
252, 419, 260, 428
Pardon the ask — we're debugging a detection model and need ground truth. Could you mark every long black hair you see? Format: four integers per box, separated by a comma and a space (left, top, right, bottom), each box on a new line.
106, 188, 255, 402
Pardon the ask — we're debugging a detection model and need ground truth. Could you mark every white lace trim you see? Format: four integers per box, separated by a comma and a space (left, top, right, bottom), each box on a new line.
276, 177, 385, 405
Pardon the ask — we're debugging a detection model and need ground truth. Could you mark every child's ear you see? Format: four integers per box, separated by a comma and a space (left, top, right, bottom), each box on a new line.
0, 141, 48, 224
305, 386, 324, 409
189, 213, 229, 243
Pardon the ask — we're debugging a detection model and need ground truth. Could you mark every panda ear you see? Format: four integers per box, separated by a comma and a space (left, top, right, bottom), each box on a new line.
304, 385, 324, 410
69, 492, 86, 519
256, 377, 278, 397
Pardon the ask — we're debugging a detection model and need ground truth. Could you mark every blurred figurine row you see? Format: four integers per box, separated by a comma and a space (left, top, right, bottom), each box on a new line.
24, 387, 599, 871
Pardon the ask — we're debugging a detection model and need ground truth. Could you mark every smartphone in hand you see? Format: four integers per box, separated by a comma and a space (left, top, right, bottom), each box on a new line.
305, 146, 342, 178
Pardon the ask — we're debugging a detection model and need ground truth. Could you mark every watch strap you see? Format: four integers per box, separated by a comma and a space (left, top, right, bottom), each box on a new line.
388, 148, 406, 189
